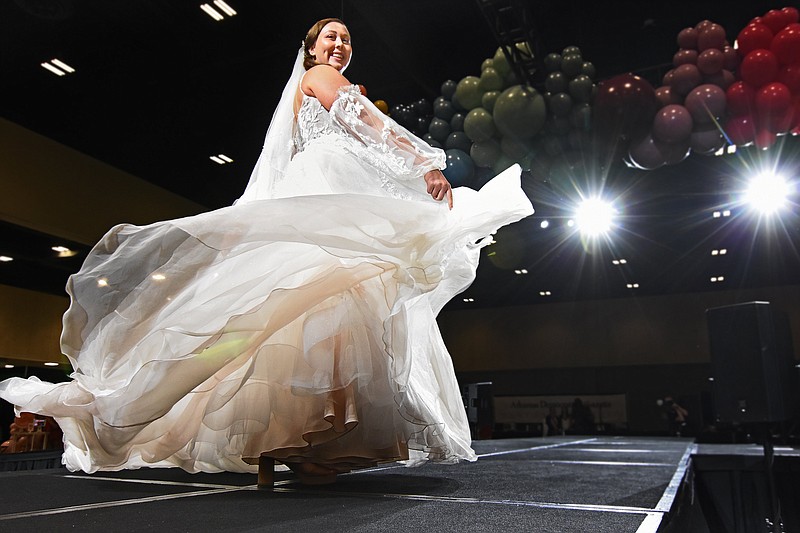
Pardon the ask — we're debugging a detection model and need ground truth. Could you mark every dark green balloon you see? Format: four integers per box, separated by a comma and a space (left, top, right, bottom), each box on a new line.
493, 85, 546, 139
463, 107, 496, 142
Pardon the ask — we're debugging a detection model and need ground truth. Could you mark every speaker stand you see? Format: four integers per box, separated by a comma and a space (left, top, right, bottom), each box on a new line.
760, 425, 783, 533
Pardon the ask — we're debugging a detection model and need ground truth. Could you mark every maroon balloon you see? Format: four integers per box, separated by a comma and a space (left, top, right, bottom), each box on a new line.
670, 64, 702, 95
722, 46, 740, 71
662, 69, 675, 86
736, 24, 774, 58
690, 125, 725, 155
697, 24, 726, 51
655, 86, 682, 108
740, 49, 779, 88
726, 81, 756, 116
628, 133, 666, 170
663, 138, 691, 165
725, 114, 757, 146
777, 64, 800, 94
684, 84, 727, 124
703, 69, 735, 91
677, 27, 698, 50
653, 104, 693, 143
697, 48, 724, 74
771, 26, 800, 65
673, 49, 698, 67
593, 73, 658, 141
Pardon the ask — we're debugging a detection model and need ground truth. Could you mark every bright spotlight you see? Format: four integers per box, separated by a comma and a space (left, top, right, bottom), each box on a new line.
575, 198, 616, 237
744, 172, 791, 215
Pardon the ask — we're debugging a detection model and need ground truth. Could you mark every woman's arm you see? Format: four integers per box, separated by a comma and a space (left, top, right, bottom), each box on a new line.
303, 66, 452, 208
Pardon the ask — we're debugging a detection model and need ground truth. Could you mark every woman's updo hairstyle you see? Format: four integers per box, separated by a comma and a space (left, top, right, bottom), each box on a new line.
303, 17, 348, 71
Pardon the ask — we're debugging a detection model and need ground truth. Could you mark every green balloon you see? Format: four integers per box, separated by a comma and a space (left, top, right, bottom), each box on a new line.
479, 67, 504, 92
493, 85, 546, 139
545, 71, 568, 94
492, 47, 511, 77
561, 54, 584, 78
493, 154, 517, 174
549, 92, 573, 117
481, 58, 494, 71
481, 90, 500, 112
455, 76, 483, 110
463, 107, 497, 142
581, 61, 596, 80
568, 74, 593, 103
562, 45, 582, 57
470, 138, 501, 168
544, 53, 562, 73
500, 136, 535, 161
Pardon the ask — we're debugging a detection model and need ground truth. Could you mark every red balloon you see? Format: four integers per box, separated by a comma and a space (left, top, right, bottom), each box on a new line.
724, 114, 757, 146
756, 82, 792, 116
698, 48, 724, 74
670, 63, 702, 95
761, 9, 789, 34
736, 24, 774, 58
755, 128, 777, 149
653, 104, 693, 143
740, 49, 779, 87
771, 27, 800, 65
777, 64, 800, 94
684, 84, 727, 124
783, 7, 800, 25
698, 24, 727, 51
726, 81, 756, 116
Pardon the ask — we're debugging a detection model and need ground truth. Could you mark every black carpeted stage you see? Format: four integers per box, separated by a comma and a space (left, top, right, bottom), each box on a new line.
0, 436, 704, 532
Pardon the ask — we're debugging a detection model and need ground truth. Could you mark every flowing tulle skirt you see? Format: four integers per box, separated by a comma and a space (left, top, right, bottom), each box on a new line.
0, 164, 532, 473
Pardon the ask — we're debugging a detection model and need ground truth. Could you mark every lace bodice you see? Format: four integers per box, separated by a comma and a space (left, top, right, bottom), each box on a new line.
295, 92, 339, 153
292, 85, 446, 193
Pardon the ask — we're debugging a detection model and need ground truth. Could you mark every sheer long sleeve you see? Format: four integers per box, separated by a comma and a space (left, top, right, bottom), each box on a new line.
329, 85, 446, 181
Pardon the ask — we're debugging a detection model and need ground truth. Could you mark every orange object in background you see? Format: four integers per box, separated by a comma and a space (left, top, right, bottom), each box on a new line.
0, 412, 61, 454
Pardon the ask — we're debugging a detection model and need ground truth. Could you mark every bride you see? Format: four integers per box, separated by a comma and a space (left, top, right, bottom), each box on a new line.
0, 18, 533, 486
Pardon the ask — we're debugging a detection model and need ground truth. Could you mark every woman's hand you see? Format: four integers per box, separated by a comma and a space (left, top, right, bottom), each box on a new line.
424, 169, 454, 209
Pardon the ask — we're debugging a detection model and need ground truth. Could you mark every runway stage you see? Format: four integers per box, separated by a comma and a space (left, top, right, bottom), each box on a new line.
0, 436, 700, 532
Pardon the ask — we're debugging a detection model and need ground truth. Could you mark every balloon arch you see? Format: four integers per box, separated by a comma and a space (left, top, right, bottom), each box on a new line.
368, 6, 800, 188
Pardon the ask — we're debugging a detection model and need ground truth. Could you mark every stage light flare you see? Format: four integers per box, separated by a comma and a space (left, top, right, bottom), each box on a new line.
574, 197, 616, 237
743, 171, 792, 215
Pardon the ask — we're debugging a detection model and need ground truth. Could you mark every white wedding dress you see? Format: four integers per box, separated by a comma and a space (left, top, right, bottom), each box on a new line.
0, 85, 533, 473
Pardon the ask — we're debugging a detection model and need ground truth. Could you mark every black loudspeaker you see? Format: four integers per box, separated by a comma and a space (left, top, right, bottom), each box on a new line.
706, 301, 798, 424
465, 382, 494, 439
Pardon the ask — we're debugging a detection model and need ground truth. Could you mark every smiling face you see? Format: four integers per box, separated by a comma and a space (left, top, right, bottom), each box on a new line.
309, 21, 351, 71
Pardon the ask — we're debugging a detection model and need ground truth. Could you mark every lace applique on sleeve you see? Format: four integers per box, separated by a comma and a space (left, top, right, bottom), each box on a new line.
329, 85, 446, 182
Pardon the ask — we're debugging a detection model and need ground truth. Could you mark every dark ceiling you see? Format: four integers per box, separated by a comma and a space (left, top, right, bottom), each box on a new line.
1, 0, 799, 310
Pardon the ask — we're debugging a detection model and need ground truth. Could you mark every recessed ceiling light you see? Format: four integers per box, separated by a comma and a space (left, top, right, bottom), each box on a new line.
213, 0, 237, 16
44, 362, 59, 367
41, 58, 75, 76
201, 1, 236, 20
4, 364, 13, 369
210, 154, 234, 165
0, 256, 13, 262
